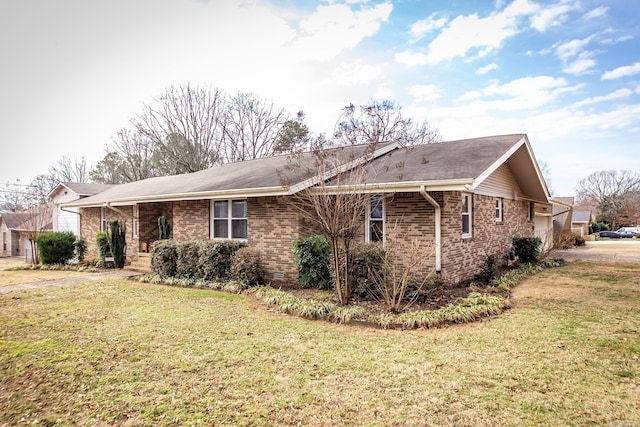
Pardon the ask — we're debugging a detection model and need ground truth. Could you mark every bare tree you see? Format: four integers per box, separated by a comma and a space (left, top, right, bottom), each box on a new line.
48, 155, 90, 184
334, 100, 440, 146
576, 170, 640, 229
108, 128, 156, 182
282, 143, 378, 305
221, 92, 288, 163
132, 84, 225, 174
19, 202, 53, 264
370, 220, 434, 312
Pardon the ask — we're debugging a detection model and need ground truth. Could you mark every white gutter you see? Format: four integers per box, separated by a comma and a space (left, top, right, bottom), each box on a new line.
420, 185, 441, 274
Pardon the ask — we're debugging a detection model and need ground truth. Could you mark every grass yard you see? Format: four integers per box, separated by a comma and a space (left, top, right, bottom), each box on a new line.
0, 261, 638, 426
0, 269, 90, 288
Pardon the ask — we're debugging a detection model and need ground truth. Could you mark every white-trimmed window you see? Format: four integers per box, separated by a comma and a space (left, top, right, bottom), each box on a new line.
367, 195, 384, 243
212, 200, 247, 240
527, 201, 534, 221
132, 205, 139, 237
495, 198, 503, 222
100, 207, 107, 232
462, 193, 472, 238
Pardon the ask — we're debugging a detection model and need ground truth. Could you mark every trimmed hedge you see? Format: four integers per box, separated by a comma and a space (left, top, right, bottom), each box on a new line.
35, 231, 76, 265
150, 240, 246, 280
512, 236, 542, 264
349, 242, 385, 300
231, 247, 266, 287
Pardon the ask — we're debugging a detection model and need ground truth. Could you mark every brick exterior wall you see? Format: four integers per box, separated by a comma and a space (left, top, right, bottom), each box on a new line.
440, 192, 534, 282
80, 206, 138, 260
172, 200, 210, 240
248, 196, 303, 283
139, 202, 173, 247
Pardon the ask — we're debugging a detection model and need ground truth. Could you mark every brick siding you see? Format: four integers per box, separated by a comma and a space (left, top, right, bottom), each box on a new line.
172, 200, 210, 240
80, 206, 138, 261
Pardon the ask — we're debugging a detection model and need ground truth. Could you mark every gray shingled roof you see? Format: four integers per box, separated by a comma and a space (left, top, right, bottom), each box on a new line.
572, 210, 592, 223
62, 182, 116, 196
65, 134, 547, 208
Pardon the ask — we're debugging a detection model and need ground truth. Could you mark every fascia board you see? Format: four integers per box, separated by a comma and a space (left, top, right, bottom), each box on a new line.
62, 186, 287, 208
287, 142, 401, 195
304, 179, 473, 195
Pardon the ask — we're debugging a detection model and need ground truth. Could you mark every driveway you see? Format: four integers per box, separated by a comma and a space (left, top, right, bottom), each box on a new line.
550, 240, 640, 263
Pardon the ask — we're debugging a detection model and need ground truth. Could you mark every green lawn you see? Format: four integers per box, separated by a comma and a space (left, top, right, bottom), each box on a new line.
1, 261, 638, 426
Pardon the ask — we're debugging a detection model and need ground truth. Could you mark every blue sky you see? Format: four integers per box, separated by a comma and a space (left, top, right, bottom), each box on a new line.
1, 0, 638, 196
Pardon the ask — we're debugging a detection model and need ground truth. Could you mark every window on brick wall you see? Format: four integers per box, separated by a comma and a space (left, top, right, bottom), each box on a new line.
462, 193, 472, 238
100, 207, 107, 232
495, 198, 503, 222
132, 205, 139, 237
527, 201, 534, 221
367, 195, 384, 243
212, 200, 247, 240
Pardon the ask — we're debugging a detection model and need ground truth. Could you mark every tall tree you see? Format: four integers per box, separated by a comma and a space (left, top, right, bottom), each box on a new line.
220, 92, 288, 163
90, 152, 129, 184
132, 84, 225, 174
273, 111, 310, 154
334, 100, 440, 146
576, 170, 640, 229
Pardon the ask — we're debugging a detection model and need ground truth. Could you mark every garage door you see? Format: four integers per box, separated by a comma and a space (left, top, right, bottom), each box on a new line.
534, 215, 552, 252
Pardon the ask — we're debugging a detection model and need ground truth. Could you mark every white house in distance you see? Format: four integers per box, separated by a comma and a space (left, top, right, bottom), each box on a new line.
49, 182, 115, 236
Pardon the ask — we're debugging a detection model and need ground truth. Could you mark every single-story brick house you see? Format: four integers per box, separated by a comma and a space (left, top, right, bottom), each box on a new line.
64, 134, 553, 283
49, 182, 116, 236
0, 208, 52, 259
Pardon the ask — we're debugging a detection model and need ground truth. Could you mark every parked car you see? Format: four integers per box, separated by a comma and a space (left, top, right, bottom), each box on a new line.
598, 231, 621, 238
618, 230, 637, 238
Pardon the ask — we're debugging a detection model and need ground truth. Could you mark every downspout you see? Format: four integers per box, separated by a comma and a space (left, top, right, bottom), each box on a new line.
420, 185, 441, 274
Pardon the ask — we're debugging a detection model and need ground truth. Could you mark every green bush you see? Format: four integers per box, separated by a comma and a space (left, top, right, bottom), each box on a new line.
292, 236, 333, 289
473, 253, 499, 285
35, 232, 76, 265
589, 222, 610, 234
107, 220, 127, 268
231, 247, 266, 287
151, 239, 178, 278
512, 236, 542, 264
176, 240, 203, 279
95, 232, 110, 264
199, 241, 245, 281
348, 242, 385, 300
74, 236, 86, 262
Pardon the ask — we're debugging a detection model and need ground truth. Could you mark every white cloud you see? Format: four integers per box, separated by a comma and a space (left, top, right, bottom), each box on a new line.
423, 0, 538, 65
530, 1, 579, 32
476, 63, 500, 75
601, 62, 640, 80
332, 62, 384, 85
394, 50, 429, 66
554, 36, 597, 75
573, 88, 633, 107
583, 6, 608, 20
409, 14, 448, 42
292, 2, 393, 61
409, 84, 443, 102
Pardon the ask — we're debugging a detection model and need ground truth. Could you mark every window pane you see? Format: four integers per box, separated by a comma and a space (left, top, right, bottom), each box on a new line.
213, 219, 228, 238
462, 216, 470, 234
462, 195, 469, 213
214, 201, 228, 218
232, 200, 247, 218
232, 219, 247, 239
370, 220, 384, 242
370, 196, 383, 219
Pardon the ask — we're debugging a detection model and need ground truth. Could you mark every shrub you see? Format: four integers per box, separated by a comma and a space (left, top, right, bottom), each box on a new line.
95, 232, 110, 264
176, 240, 203, 279
74, 236, 86, 262
512, 236, 542, 264
473, 253, 499, 285
35, 232, 76, 265
199, 240, 245, 281
231, 247, 266, 287
158, 215, 171, 239
348, 242, 385, 300
107, 220, 127, 268
151, 239, 178, 277
292, 236, 333, 289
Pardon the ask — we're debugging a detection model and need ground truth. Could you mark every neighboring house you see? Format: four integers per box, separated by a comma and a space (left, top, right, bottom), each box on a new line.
0, 209, 52, 259
63, 134, 553, 283
571, 210, 593, 237
49, 182, 116, 236
552, 196, 575, 243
